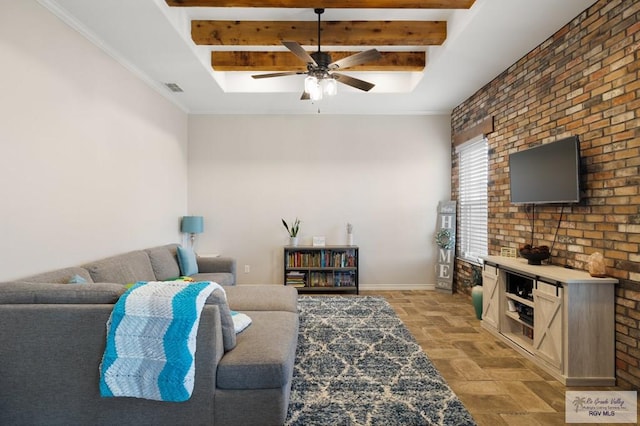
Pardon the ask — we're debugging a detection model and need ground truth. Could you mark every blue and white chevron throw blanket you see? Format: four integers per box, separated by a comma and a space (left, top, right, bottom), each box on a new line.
99, 280, 219, 402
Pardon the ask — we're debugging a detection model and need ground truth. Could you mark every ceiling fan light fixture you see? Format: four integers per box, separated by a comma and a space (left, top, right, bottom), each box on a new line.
323, 77, 337, 97
309, 83, 323, 102
304, 75, 318, 94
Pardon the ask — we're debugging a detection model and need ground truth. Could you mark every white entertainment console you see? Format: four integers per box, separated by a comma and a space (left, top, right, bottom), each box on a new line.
481, 256, 617, 386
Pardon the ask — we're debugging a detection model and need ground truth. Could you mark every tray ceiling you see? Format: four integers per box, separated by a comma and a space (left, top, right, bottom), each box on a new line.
39, 0, 598, 114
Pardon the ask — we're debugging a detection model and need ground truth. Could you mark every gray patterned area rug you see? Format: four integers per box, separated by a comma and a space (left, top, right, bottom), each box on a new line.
285, 296, 476, 426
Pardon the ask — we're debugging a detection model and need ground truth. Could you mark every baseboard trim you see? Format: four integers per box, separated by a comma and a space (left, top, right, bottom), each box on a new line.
359, 283, 435, 291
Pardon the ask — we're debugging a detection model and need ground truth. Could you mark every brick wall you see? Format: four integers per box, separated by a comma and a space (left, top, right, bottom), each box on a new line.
451, 0, 640, 389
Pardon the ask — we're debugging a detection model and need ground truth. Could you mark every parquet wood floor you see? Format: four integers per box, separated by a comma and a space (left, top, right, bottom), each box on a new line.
362, 290, 637, 426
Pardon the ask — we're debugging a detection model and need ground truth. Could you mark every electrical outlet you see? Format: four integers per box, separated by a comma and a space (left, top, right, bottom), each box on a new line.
244, 265, 250, 273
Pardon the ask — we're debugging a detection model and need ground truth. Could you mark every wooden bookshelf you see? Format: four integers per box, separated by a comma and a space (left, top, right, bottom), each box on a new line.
284, 246, 358, 294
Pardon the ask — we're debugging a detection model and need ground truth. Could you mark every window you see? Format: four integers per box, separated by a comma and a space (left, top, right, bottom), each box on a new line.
456, 136, 488, 264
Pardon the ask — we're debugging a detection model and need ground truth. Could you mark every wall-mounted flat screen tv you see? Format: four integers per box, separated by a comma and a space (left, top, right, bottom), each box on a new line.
509, 136, 581, 204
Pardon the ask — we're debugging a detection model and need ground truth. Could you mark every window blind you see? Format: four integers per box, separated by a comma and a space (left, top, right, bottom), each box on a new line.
456, 136, 488, 263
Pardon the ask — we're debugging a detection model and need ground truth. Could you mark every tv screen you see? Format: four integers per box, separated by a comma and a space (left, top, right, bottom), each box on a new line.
509, 136, 581, 204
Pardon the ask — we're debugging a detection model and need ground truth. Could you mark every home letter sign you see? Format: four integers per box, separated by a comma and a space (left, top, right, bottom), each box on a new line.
435, 201, 456, 293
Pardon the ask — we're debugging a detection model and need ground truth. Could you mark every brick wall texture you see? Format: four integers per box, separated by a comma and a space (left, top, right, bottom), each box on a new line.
451, 0, 640, 389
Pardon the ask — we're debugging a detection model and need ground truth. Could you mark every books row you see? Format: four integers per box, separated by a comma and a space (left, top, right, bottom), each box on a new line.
286, 250, 357, 268
285, 271, 356, 288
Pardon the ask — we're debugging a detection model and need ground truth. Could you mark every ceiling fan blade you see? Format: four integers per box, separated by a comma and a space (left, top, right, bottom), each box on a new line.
333, 73, 376, 92
251, 71, 305, 79
282, 41, 317, 66
300, 91, 310, 100
329, 49, 382, 70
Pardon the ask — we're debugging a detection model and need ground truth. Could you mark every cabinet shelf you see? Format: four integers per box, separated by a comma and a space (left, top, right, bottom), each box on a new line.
502, 332, 534, 354
505, 292, 534, 308
284, 246, 359, 295
505, 310, 533, 328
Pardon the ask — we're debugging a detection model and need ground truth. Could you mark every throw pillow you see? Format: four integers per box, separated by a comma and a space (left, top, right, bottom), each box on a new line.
168, 276, 195, 282
231, 311, 252, 334
67, 274, 87, 284
176, 246, 199, 276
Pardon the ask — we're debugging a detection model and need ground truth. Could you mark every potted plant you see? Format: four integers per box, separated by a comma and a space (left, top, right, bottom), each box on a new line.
282, 218, 300, 246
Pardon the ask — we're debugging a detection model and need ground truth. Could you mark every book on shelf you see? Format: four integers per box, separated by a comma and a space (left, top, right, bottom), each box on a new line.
334, 271, 355, 287
285, 271, 306, 287
309, 271, 334, 287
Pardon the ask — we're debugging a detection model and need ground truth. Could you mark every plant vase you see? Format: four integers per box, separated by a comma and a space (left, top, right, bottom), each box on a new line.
347, 233, 354, 246
290, 236, 299, 247
471, 285, 483, 320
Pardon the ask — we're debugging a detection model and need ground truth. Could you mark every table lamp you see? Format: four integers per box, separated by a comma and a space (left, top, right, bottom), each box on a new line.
181, 216, 203, 248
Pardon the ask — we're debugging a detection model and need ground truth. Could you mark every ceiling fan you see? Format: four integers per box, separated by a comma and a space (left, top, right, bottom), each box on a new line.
251, 8, 382, 101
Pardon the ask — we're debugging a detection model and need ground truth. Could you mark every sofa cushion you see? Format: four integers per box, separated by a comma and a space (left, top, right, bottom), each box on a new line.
190, 272, 234, 286
177, 246, 198, 276
216, 311, 298, 390
83, 251, 156, 284
145, 244, 180, 281
18, 267, 94, 285
0, 282, 126, 304
226, 285, 298, 313
205, 288, 236, 351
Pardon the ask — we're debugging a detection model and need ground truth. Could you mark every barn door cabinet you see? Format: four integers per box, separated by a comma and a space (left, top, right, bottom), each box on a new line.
480, 255, 617, 386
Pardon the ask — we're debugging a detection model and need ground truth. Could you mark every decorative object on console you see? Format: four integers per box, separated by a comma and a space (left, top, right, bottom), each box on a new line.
519, 244, 550, 265
346, 222, 354, 246
312, 236, 325, 247
181, 216, 204, 248
500, 247, 517, 258
282, 217, 300, 246
470, 265, 483, 320
588, 252, 606, 277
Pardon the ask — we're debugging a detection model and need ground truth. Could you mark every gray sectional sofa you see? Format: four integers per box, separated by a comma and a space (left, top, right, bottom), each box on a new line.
0, 244, 299, 425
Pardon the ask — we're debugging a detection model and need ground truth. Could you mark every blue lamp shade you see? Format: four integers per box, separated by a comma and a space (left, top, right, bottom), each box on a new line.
181, 216, 204, 234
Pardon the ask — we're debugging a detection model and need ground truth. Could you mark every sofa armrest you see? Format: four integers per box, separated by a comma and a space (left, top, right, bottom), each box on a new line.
0, 304, 224, 425
197, 256, 236, 275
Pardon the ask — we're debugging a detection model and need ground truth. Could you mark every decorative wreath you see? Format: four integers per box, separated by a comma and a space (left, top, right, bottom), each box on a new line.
435, 228, 455, 249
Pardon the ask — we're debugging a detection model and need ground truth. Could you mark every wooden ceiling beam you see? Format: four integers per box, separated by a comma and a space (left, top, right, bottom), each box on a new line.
192, 20, 446, 46
212, 51, 425, 71
167, 0, 475, 9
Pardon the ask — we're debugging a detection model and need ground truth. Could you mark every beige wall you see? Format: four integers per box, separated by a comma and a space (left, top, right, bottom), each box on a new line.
0, 1, 189, 280
0, 3, 452, 289
188, 114, 451, 288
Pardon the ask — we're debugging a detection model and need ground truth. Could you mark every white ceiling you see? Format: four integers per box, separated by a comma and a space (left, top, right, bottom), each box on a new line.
39, 0, 597, 115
